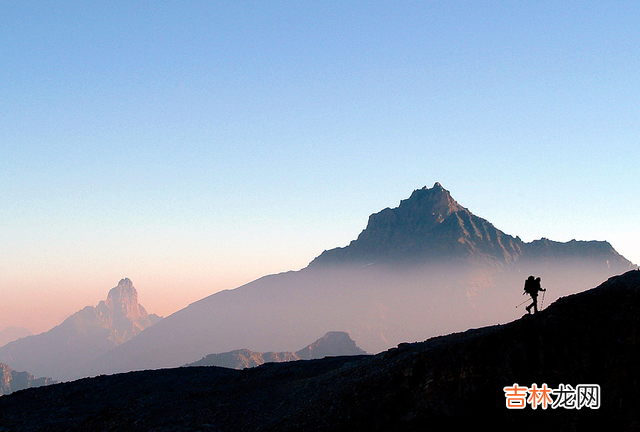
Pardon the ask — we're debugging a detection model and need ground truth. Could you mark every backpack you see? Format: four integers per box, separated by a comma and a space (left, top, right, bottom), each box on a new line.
524, 277, 535, 294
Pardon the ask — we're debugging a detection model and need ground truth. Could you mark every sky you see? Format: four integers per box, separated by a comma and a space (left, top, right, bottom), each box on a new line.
1, 1, 639, 334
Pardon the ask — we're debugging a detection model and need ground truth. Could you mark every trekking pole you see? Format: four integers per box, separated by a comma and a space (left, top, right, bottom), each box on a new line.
541, 290, 546, 309
516, 298, 530, 308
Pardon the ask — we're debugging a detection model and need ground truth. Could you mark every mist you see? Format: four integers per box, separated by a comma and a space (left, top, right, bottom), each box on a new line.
82, 256, 626, 379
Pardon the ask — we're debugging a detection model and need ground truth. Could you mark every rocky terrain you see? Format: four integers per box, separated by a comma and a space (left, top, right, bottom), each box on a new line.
186, 331, 367, 369
0, 363, 54, 396
0, 279, 161, 382
1, 269, 638, 431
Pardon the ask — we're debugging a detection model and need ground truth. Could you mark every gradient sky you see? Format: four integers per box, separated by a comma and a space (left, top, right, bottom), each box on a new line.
1, 1, 638, 334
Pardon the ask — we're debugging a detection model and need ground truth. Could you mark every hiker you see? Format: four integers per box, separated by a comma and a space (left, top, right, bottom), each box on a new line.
524, 276, 546, 314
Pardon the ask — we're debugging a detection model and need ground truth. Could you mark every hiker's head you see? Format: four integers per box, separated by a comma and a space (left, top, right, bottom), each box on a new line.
527, 276, 535, 281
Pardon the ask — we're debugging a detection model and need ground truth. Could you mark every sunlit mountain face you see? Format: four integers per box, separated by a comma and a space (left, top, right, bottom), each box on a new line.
0, 279, 161, 382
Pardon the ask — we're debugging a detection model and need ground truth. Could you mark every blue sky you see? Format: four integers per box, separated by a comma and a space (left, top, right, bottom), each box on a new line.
1, 1, 638, 332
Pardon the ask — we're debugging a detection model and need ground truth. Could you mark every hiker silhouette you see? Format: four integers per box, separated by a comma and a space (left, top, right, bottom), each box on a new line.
523, 276, 546, 314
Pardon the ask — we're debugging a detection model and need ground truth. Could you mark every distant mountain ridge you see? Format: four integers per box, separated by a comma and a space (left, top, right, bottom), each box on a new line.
0, 279, 161, 382
187, 331, 367, 369
0, 363, 54, 396
311, 182, 631, 269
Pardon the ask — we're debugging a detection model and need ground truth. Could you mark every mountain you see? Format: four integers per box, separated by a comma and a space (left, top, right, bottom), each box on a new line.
94, 278, 161, 345
0, 279, 161, 382
1, 270, 638, 431
310, 182, 630, 270
0, 327, 32, 348
295, 331, 367, 360
186, 331, 367, 369
83, 183, 634, 378
0, 363, 54, 396
310, 182, 523, 267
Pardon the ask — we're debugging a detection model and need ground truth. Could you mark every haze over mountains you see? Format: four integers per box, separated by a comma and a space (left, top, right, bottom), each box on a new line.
2, 270, 639, 430
81, 183, 634, 379
0, 279, 160, 382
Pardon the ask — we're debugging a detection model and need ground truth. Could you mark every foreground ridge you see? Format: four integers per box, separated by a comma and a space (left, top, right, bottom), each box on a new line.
0, 270, 638, 431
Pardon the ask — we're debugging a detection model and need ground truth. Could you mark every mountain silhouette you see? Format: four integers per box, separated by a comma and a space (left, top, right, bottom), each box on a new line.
311, 182, 523, 266
186, 331, 367, 369
0, 279, 161, 382
311, 182, 629, 269
82, 183, 634, 378
1, 270, 638, 431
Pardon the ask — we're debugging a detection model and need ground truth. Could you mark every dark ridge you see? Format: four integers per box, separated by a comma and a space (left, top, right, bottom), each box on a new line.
1, 270, 638, 431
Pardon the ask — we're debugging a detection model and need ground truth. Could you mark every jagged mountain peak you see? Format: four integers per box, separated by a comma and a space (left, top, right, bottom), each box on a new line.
101, 278, 141, 317
310, 182, 518, 266
95, 278, 160, 345
111, 278, 135, 296
402, 182, 465, 218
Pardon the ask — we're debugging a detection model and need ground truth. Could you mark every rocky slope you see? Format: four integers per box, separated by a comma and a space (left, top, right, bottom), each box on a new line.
0, 279, 161, 382
187, 331, 367, 368
1, 270, 638, 431
0, 363, 54, 396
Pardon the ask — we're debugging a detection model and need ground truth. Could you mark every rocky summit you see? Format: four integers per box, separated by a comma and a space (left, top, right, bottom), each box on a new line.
95, 278, 161, 345
0, 279, 161, 382
0, 270, 638, 431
